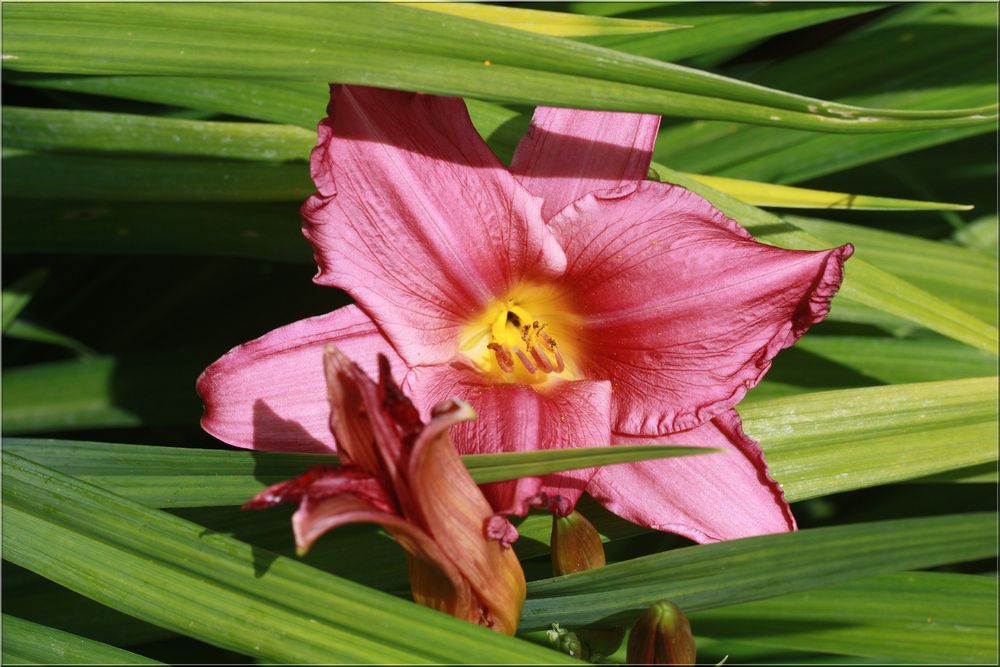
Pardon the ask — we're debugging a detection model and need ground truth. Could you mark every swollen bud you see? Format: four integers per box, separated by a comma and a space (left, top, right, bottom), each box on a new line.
550, 510, 605, 576
626, 600, 696, 665
550, 511, 625, 659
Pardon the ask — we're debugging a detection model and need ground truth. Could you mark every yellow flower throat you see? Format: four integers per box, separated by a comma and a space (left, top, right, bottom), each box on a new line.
460, 283, 579, 385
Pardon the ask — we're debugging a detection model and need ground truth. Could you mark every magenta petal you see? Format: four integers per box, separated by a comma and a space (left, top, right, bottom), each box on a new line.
301, 85, 566, 367
197, 305, 404, 453
510, 106, 660, 220
588, 409, 795, 543
407, 364, 613, 516
552, 181, 853, 435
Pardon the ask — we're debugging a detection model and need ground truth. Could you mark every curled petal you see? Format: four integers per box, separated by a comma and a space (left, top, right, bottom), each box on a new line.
407, 364, 613, 517
551, 181, 852, 435
406, 398, 525, 635
197, 305, 404, 453
511, 106, 660, 220
322, 346, 411, 503
302, 85, 566, 367
291, 494, 480, 624
587, 410, 795, 543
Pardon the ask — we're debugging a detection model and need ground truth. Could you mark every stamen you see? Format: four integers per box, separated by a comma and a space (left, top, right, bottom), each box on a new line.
487, 342, 515, 374
551, 347, 565, 373
530, 345, 554, 373
513, 348, 537, 373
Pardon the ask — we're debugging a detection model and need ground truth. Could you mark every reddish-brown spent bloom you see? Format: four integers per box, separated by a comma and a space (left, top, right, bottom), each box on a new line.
244, 346, 526, 634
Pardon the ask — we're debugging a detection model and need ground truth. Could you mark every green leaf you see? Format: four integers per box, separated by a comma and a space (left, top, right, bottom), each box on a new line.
2, 3, 994, 132
684, 172, 973, 211
412, 2, 685, 37
2, 267, 47, 332
1, 438, 714, 508
1, 614, 164, 665
520, 512, 997, 630
656, 166, 999, 353
1, 354, 205, 433
656, 3, 998, 182
2, 106, 315, 161
690, 572, 998, 663
3, 150, 313, 202
745, 377, 999, 502
6, 377, 994, 508
956, 215, 999, 259
5, 320, 96, 357
1, 200, 309, 264
2, 453, 576, 664
786, 215, 998, 326
751, 335, 998, 401
8, 76, 327, 130
575, 2, 887, 62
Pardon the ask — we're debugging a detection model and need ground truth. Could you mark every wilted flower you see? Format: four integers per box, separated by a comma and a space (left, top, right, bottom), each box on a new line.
243, 346, 525, 634
199, 85, 851, 544
627, 600, 696, 665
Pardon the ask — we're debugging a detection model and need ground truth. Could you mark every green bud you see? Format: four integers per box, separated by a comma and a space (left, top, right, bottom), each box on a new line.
626, 600, 696, 665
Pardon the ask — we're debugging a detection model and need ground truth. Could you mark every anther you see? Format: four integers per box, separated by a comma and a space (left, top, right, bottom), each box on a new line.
487, 342, 515, 374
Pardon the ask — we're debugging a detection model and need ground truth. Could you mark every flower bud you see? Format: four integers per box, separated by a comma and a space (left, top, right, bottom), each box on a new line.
550, 511, 625, 659
550, 510, 605, 576
626, 600, 696, 665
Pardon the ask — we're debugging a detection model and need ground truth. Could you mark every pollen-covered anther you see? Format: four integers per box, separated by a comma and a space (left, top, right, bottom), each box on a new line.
487, 342, 515, 374
539, 331, 565, 373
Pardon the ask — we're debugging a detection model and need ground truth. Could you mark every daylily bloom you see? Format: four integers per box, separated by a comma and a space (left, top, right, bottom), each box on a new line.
243, 345, 525, 634
198, 85, 852, 544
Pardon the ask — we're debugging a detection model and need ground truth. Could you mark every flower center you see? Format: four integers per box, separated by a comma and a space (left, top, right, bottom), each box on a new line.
460, 283, 580, 385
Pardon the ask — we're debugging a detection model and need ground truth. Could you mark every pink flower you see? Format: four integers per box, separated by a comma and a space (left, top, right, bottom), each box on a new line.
198, 85, 852, 543
243, 346, 526, 634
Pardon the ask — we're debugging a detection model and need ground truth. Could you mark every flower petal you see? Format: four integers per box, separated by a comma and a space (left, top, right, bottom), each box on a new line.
407, 364, 613, 516
291, 494, 478, 624
587, 409, 795, 542
510, 106, 660, 220
301, 85, 566, 367
551, 181, 853, 435
407, 398, 525, 635
197, 305, 403, 453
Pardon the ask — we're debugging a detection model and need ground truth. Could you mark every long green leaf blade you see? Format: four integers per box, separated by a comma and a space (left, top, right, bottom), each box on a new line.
747, 377, 999, 502
2, 3, 994, 132
2, 453, 575, 664
520, 512, 997, 630
1, 614, 164, 665
690, 572, 998, 663
1, 439, 713, 507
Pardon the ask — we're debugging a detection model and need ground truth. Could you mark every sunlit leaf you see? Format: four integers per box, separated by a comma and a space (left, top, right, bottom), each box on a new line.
2, 4, 994, 132
691, 572, 998, 663
411, 2, 685, 37
1, 614, 163, 665
520, 511, 997, 630
2, 454, 576, 664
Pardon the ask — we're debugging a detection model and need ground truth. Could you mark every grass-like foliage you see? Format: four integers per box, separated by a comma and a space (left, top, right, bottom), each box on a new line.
2, 2, 996, 664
